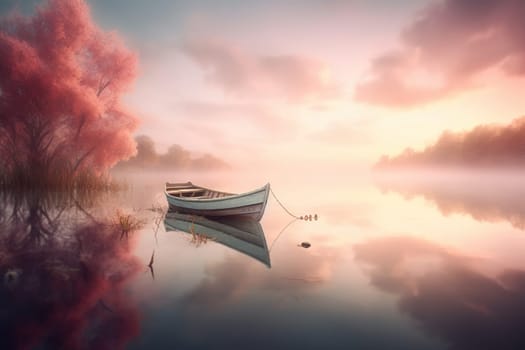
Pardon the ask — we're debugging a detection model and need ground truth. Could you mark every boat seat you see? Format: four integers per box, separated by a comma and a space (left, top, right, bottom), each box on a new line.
170, 188, 205, 194
166, 187, 193, 191
166, 182, 191, 186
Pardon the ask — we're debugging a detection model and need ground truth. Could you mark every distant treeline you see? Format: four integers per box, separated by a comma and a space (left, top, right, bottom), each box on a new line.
115, 135, 229, 171
376, 116, 525, 169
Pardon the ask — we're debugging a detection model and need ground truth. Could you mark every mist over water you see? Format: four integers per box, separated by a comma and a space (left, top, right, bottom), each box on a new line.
374, 169, 525, 230
2, 168, 525, 349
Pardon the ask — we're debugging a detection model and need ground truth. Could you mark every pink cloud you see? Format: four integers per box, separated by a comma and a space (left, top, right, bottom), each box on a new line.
355, 0, 525, 107
177, 100, 296, 134
182, 37, 340, 102
169, 100, 299, 155
310, 119, 371, 145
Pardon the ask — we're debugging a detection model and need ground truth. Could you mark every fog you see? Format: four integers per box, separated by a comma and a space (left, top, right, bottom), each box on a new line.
374, 169, 525, 230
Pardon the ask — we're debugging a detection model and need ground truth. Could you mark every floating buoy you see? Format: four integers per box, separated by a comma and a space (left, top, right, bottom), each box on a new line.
299, 214, 319, 222
300, 242, 311, 248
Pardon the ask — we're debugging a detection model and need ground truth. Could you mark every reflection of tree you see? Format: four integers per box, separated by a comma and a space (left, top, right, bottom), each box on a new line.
0, 191, 142, 349
375, 176, 525, 230
354, 236, 525, 350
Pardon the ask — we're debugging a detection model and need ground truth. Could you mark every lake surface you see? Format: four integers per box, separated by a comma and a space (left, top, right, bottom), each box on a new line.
2, 170, 525, 349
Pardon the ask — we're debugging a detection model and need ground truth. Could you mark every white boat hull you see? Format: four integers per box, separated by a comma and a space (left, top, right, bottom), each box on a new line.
165, 183, 270, 221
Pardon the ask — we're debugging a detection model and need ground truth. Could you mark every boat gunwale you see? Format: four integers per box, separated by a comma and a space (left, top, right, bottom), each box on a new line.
165, 183, 270, 203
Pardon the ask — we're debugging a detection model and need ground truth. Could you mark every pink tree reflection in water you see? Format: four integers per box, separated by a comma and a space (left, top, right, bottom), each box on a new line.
0, 192, 143, 350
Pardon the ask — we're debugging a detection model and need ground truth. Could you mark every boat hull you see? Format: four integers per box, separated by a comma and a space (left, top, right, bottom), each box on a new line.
165, 183, 270, 221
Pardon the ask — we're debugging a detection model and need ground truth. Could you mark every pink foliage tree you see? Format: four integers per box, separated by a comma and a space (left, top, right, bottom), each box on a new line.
0, 0, 139, 186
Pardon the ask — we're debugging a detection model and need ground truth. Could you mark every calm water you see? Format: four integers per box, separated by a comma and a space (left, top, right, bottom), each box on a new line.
2, 170, 525, 349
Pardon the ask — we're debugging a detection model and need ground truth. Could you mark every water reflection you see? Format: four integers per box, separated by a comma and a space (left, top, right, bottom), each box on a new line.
376, 175, 525, 230
9, 172, 523, 349
164, 212, 271, 267
0, 191, 142, 349
182, 239, 340, 309
354, 236, 525, 350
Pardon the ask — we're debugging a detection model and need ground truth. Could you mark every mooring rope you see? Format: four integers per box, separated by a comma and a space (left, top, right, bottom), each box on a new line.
270, 185, 318, 221
267, 185, 319, 250
269, 186, 300, 219
269, 218, 298, 252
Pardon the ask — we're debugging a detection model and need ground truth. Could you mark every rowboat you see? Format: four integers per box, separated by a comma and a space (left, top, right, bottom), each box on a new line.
165, 182, 270, 221
164, 212, 271, 267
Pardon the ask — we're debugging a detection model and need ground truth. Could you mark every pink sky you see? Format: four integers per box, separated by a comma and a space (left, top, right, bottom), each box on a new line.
118, 0, 525, 171
7, 0, 524, 171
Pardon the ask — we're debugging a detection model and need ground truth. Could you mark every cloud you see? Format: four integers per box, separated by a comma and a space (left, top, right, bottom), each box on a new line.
171, 100, 299, 154
355, 0, 525, 107
354, 235, 525, 350
310, 119, 371, 145
375, 116, 525, 168
182, 37, 340, 102
177, 100, 295, 134
115, 135, 229, 170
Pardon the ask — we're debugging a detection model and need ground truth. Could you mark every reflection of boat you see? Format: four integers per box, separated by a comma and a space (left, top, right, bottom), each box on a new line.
164, 182, 270, 221
164, 212, 271, 267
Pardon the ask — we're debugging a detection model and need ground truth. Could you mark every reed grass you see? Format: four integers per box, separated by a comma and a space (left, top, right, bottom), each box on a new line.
113, 209, 146, 239
190, 232, 210, 246
147, 202, 167, 245
0, 163, 124, 193
188, 221, 215, 246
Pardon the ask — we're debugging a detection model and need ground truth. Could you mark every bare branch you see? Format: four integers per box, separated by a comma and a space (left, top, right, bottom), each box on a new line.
72, 145, 97, 172
97, 79, 112, 97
